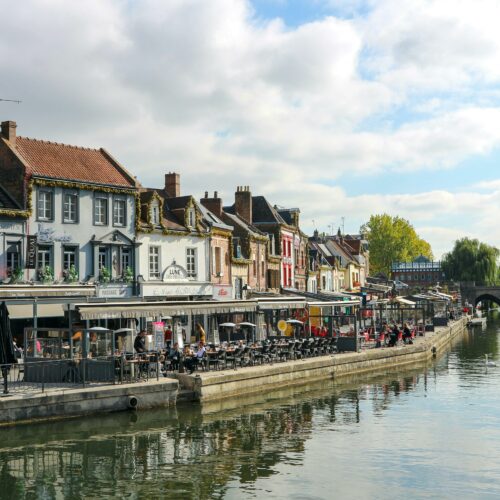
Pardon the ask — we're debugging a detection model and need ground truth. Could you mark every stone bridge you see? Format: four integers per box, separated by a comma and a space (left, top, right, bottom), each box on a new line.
460, 283, 500, 306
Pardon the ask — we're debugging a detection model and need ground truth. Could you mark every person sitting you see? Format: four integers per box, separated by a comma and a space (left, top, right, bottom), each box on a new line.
167, 342, 181, 371
403, 323, 412, 344
134, 330, 147, 354
184, 341, 206, 374
389, 324, 399, 347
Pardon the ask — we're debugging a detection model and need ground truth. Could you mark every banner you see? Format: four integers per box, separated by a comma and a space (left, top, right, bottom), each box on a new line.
26, 235, 37, 269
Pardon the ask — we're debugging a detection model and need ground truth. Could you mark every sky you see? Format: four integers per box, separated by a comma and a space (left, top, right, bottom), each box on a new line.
1, 0, 500, 258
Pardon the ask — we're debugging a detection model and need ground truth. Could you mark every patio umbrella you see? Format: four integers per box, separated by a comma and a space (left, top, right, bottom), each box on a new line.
219, 322, 237, 327
238, 322, 257, 343
114, 328, 135, 334
89, 326, 109, 331
286, 319, 304, 324
238, 322, 256, 327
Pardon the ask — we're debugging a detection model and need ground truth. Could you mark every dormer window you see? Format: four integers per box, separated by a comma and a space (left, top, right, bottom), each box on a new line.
187, 208, 195, 228
151, 202, 160, 225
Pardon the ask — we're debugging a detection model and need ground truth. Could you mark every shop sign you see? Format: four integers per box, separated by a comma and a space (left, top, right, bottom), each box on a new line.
163, 263, 188, 281
213, 285, 233, 301
0, 221, 24, 232
96, 285, 133, 298
277, 320, 287, 332
26, 235, 37, 269
36, 223, 73, 243
142, 282, 213, 297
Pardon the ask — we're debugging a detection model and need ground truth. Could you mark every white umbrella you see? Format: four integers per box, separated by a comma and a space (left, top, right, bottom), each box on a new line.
114, 328, 135, 334
88, 326, 109, 331
219, 322, 236, 327
238, 322, 256, 327
286, 319, 303, 325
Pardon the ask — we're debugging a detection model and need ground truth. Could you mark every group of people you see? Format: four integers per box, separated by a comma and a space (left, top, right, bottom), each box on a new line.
380, 322, 414, 347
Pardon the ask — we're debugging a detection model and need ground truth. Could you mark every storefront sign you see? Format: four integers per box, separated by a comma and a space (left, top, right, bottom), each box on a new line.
277, 320, 287, 332
26, 235, 37, 269
163, 263, 188, 281
142, 282, 213, 297
212, 285, 233, 301
36, 223, 73, 243
96, 285, 133, 298
0, 221, 24, 232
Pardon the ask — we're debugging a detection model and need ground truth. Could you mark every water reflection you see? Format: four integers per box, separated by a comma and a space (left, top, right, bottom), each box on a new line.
1, 318, 499, 499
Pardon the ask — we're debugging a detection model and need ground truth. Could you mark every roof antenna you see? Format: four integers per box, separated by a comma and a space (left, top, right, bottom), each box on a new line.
0, 98, 22, 104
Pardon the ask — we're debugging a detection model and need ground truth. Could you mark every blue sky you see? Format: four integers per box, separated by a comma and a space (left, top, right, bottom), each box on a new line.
1, 0, 500, 258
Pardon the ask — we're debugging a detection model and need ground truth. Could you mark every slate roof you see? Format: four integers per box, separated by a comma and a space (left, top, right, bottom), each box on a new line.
13, 137, 136, 188
198, 204, 233, 232
0, 184, 21, 210
251, 196, 286, 224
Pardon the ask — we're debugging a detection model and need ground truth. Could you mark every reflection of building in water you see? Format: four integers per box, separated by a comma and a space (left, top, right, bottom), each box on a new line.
0, 370, 427, 498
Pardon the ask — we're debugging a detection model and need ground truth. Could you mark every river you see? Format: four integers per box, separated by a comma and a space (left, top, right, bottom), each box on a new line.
1, 315, 500, 499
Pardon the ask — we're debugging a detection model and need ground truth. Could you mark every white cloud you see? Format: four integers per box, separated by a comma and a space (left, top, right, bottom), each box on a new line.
1, 0, 500, 255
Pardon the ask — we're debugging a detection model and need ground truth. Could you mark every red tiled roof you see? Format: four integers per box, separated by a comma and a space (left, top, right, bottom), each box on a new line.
15, 137, 135, 187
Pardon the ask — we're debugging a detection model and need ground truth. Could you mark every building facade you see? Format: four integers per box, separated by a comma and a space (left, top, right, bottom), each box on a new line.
391, 255, 444, 288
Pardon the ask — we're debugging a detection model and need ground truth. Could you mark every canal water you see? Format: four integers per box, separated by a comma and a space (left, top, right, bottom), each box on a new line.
1, 316, 500, 499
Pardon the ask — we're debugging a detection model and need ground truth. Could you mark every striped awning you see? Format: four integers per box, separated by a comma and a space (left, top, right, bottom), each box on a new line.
76, 300, 258, 320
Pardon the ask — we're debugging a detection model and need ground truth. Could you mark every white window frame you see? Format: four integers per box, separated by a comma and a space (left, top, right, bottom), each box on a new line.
37, 245, 52, 269
37, 189, 53, 221
63, 191, 78, 223
187, 208, 195, 228
121, 247, 132, 276
63, 246, 78, 271
6, 241, 21, 271
151, 202, 160, 225
94, 196, 108, 226
149, 246, 161, 280
113, 198, 126, 227
98, 246, 109, 271
186, 248, 197, 278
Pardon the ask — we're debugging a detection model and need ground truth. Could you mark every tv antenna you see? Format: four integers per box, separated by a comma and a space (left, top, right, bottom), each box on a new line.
0, 98, 22, 104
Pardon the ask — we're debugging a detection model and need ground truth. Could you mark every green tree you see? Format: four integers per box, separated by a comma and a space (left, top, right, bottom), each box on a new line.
442, 238, 499, 285
360, 214, 433, 276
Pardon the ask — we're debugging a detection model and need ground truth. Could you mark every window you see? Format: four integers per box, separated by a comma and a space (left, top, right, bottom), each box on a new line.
94, 196, 108, 225
149, 246, 160, 279
98, 247, 108, 271
121, 248, 131, 275
63, 191, 78, 223
37, 190, 53, 221
187, 208, 195, 228
186, 248, 197, 278
214, 246, 222, 276
6, 242, 20, 271
113, 198, 126, 227
37, 245, 52, 269
151, 202, 159, 225
63, 246, 77, 271
252, 254, 257, 277
261, 258, 265, 278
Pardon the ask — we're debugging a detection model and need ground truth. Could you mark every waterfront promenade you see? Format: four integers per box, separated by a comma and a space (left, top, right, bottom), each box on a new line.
0, 317, 467, 426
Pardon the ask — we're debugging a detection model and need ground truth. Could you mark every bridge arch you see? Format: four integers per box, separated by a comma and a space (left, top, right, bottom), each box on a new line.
475, 294, 500, 307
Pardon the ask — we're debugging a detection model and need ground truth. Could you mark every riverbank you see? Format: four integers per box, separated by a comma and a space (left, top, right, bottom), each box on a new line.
0, 317, 467, 425
175, 317, 468, 402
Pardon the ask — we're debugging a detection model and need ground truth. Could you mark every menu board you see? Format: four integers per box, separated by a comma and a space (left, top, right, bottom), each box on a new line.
152, 321, 165, 350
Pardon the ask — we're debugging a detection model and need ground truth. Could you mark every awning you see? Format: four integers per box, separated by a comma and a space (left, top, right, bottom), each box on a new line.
257, 300, 307, 310
307, 300, 361, 307
395, 297, 416, 306
0, 286, 95, 298
76, 300, 258, 320
7, 303, 65, 319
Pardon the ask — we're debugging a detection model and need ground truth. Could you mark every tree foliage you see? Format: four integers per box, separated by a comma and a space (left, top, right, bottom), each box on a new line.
360, 214, 433, 276
441, 238, 499, 285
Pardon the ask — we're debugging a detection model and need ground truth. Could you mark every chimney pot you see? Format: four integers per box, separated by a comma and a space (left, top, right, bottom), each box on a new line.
205, 191, 208, 198
235, 185, 252, 224
214, 191, 218, 198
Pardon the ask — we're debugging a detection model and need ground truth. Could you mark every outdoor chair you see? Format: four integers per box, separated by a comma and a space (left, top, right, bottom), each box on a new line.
240, 346, 252, 367
267, 344, 278, 364
225, 347, 242, 370
208, 350, 225, 371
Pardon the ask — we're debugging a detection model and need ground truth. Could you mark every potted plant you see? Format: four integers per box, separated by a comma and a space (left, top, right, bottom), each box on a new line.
8, 266, 24, 284
123, 266, 134, 284
100, 266, 111, 284
38, 265, 54, 284
64, 264, 79, 283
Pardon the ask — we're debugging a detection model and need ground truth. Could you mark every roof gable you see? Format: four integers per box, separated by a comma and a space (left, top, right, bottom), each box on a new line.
14, 137, 136, 188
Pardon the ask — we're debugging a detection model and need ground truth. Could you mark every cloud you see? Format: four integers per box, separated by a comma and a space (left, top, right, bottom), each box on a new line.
1, 0, 500, 256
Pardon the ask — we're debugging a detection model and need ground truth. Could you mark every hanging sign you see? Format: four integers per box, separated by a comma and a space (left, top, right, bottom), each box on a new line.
26, 235, 37, 269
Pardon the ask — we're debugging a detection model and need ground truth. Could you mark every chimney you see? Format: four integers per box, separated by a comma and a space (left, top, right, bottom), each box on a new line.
235, 186, 252, 224
1, 120, 17, 147
200, 190, 223, 218
164, 172, 180, 198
